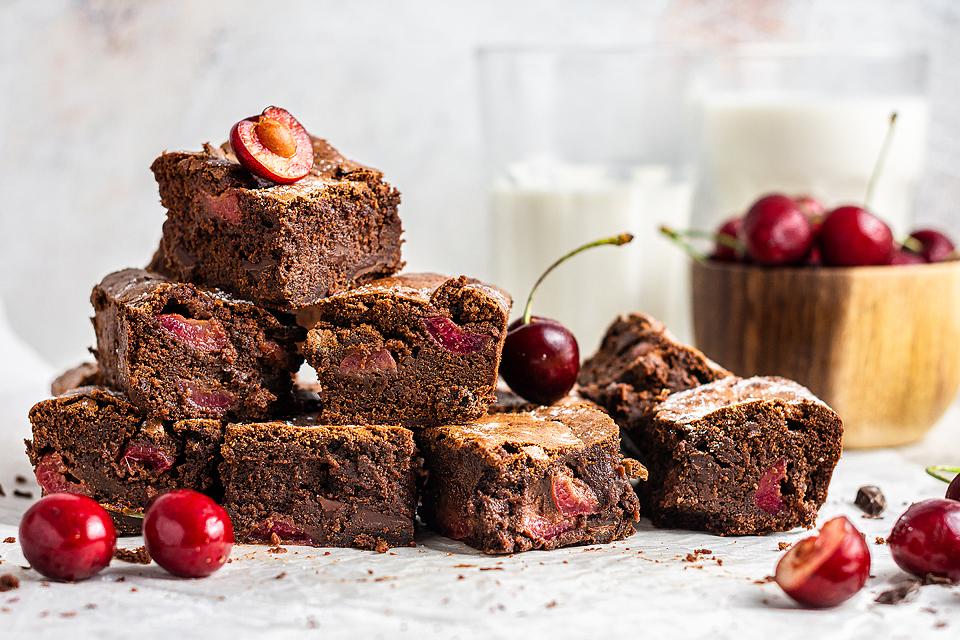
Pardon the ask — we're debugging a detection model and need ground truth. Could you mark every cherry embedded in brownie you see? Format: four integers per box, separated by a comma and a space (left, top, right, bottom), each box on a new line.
26, 387, 223, 535
578, 312, 731, 450
418, 398, 645, 554
220, 419, 418, 550
149, 137, 403, 310
91, 268, 303, 421
638, 376, 843, 535
298, 273, 511, 428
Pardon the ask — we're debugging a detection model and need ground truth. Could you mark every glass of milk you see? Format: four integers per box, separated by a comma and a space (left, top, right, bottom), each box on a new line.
478, 48, 699, 350
692, 45, 929, 236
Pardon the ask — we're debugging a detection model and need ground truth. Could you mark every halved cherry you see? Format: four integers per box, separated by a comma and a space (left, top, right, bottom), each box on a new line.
229, 106, 314, 184
774, 516, 870, 608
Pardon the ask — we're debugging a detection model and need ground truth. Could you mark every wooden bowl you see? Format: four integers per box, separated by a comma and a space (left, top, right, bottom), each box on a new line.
691, 259, 960, 448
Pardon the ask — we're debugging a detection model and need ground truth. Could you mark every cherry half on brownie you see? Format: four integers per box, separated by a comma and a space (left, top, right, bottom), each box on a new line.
500, 233, 634, 405
229, 106, 314, 184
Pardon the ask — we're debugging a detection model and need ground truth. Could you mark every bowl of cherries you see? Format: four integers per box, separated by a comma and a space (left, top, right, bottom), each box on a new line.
666, 188, 960, 448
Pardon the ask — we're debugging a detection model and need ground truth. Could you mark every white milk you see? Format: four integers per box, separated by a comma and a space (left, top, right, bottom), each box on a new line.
697, 94, 929, 234
491, 160, 693, 352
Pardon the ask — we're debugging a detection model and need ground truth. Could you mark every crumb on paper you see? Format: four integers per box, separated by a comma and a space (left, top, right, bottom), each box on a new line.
374, 539, 389, 554
114, 546, 151, 564
778, 542, 791, 551
875, 537, 886, 545
274, 572, 287, 580
13, 490, 33, 499
545, 600, 558, 609
0, 575, 19, 592
2, 538, 14, 544
15, 476, 26, 485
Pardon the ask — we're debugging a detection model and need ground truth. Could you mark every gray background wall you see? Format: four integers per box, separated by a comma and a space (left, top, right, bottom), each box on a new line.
2, 0, 958, 367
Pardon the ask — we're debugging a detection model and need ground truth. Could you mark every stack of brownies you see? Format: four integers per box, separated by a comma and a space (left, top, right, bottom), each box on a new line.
25, 129, 647, 554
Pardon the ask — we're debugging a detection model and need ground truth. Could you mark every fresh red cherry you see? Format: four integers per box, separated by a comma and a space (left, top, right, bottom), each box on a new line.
710, 218, 742, 262
230, 106, 314, 184
500, 233, 633, 405
888, 499, 960, 582
889, 249, 926, 266
907, 229, 956, 263
501, 318, 580, 405
19, 494, 116, 582
775, 516, 870, 608
143, 490, 233, 578
740, 194, 814, 265
947, 473, 960, 501
818, 206, 894, 266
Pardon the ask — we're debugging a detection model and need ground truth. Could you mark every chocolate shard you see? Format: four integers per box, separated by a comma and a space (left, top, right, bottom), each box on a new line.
855, 485, 887, 517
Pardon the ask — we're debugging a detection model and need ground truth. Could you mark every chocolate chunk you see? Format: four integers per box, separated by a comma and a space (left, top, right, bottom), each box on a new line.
875, 579, 920, 605
855, 486, 887, 517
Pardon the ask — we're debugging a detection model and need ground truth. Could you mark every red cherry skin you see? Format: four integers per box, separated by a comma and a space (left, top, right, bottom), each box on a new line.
710, 217, 742, 262
775, 516, 870, 608
500, 317, 579, 405
229, 106, 314, 184
908, 229, 956, 263
740, 194, 814, 265
19, 494, 116, 582
946, 473, 960, 501
794, 195, 826, 223
818, 206, 894, 266
889, 249, 926, 265
143, 490, 234, 579
888, 499, 960, 582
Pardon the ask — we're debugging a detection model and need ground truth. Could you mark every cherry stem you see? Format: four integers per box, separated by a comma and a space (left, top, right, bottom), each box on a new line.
925, 465, 960, 483
659, 225, 707, 263
901, 235, 923, 253
666, 227, 744, 252
521, 233, 634, 325
865, 111, 897, 210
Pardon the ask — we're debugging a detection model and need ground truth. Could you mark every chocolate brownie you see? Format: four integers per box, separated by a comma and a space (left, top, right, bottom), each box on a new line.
26, 387, 223, 535
51, 362, 102, 396
637, 376, 843, 535
418, 398, 645, 554
220, 419, 418, 550
92, 268, 303, 421
149, 137, 403, 310
578, 313, 731, 449
298, 273, 510, 428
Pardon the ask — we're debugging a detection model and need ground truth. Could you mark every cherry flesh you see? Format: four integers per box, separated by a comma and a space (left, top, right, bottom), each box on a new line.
230, 106, 314, 184
143, 489, 233, 578
500, 317, 580, 405
775, 516, 870, 608
711, 217, 742, 262
740, 194, 814, 265
907, 228, 956, 263
818, 206, 894, 266
947, 473, 960, 501
19, 494, 116, 582
888, 498, 960, 582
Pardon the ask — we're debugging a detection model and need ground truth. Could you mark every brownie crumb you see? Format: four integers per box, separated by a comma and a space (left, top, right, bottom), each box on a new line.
875, 579, 921, 605
855, 486, 887, 517
374, 539, 389, 554
0, 483, 5, 497
545, 600, 558, 609
875, 537, 886, 545
274, 572, 287, 580
2, 538, 14, 544
84, 604, 97, 610
114, 576, 126, 583
59, 611, 77, 619
777, 542, 791, 551
113, 546, 151, 565
12, 490, 32, 499
14, 476, 26, 485
753, 576, 776, 584
0, 575, 19, 592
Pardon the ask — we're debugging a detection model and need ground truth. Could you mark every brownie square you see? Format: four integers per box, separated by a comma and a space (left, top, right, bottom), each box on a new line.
26, 387, 223, 535
418, 398, 644, 554
149, 137, 403, 310
91, 268, 303, 421
638, 376, 843, 535
578, 312, 731, 448
298, 273, 511, 428
220, 419, 418, 550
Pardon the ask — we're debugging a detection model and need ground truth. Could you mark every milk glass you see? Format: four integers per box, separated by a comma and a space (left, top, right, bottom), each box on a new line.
478, 48, 699, 350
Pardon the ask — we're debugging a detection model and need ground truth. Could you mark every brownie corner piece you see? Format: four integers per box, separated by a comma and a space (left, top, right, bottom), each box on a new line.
149, 136, 404, 309
418, 397, 643, 554
578, 312, 732, 437
27, 387, 223, 534
640, 376, 843, 535
220, 419, 418, 550
91, 268, 303, 421
299, 273, 511, 427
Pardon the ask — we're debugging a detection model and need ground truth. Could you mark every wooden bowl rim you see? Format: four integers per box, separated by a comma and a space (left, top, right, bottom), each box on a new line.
692, 258, 960, 280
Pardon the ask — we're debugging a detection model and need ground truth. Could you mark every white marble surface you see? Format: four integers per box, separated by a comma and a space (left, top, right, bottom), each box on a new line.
2, 0, 960, 368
